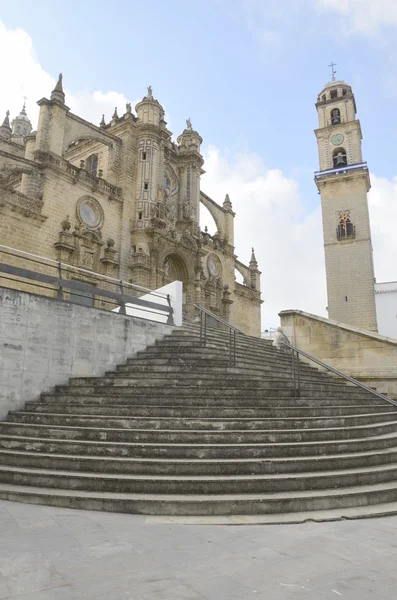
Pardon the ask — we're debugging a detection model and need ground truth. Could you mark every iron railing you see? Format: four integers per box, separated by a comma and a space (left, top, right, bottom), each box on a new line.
0, 244, 174, 325
194, 304, 243, 366
281, 340, 397, 406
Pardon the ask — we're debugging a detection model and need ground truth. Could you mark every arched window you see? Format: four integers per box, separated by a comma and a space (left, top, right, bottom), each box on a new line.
23, 127, 27, 136
163, 171, 171, 192
333, 148, 347, 168
85, 154, 99, 177
331, 108, 341, 125
337, 210, 355, 240
16, 125, 21, 135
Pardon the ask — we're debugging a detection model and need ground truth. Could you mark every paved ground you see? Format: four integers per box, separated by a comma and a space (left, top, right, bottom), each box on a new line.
1, 500, 397, 600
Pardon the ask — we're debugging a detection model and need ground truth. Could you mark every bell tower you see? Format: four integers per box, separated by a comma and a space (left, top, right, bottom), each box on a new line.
314, 77, 378, 332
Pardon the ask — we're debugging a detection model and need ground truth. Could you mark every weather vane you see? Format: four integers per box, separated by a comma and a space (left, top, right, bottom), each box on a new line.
328, 61, 337, 81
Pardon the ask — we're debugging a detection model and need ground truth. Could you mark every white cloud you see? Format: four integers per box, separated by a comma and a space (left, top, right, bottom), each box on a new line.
201, 146, 327, 329
0, 21, 129, 129
315, 0, 397, 35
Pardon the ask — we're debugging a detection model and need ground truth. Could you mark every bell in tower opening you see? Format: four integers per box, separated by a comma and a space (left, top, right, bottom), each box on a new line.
333, 148, 347, 168
331, 108, 341, 125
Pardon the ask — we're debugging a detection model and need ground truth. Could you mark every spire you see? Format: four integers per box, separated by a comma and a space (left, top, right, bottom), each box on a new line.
100, 114, 106, 128
51, 73, 65, 104
112, 107, 119, 122
2, 110, 11, 129
223, 193, 232, 210
249, 247, 258, 268
0, 110, 12, 140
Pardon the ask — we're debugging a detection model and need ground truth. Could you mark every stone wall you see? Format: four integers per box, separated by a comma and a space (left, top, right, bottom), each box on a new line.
280, 309, 397, 397
0, 287, 174, 420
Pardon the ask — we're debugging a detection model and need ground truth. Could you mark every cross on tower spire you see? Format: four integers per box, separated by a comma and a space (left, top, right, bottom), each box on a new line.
328, 61, 337, 81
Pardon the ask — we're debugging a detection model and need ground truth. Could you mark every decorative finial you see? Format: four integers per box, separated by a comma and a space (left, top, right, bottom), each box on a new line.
112, 107, 119, 121
250, 247, 258, 266
100, 114, 106, 128
21, 96, 27, 115
328, 61, 337, 81
51, 72, 65, 104
223, 193, 232, 209
147, 85, 153, 99
186, 117, 192, 130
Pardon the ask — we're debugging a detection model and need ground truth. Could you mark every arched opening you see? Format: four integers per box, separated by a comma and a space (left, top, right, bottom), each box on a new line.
162, 254, 188, 285
333, 147, 347, 168
331, 108, 341, 125
200, 203, 217, 236
86, 154, 99, 177
234, 268, 246, 286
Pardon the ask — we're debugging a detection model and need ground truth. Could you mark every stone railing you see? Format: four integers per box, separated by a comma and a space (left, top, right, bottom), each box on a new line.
34, 151, 122, 200
0, 188, 43, 217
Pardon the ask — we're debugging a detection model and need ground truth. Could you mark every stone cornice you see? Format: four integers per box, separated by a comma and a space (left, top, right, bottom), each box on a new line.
0, 188, 47, 223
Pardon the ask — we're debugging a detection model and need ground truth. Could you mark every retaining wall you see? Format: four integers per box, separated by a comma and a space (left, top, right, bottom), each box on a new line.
0, 287, 174, 419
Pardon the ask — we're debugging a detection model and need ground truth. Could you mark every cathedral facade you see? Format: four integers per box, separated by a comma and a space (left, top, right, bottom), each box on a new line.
0, 76, 261, 336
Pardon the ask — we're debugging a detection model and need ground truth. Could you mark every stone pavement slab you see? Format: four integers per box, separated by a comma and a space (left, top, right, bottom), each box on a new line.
1, 500, 397, 599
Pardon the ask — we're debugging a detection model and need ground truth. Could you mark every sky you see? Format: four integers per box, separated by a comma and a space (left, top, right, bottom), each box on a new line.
1, 0, 397, 329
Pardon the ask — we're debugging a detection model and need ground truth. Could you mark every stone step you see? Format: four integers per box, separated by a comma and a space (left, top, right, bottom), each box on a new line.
66, 376, 349, 389
113, 363, 330, 378
3, 480, 397, 516
64, 378, 373, 397
2, 462, 397, 494
40, 392, 384, 406
1, 431, 396, 458
9, 410, 397, 430
1, 420, 397, 443
3, 445, 397, 475
24, 402, 397, 418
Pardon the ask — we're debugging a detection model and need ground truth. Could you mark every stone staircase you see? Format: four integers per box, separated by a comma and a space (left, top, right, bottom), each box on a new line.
1, 322, 397, 520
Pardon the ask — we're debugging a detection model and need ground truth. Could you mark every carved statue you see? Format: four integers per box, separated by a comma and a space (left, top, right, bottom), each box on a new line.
147, 86, 153, 99
183, 197, 190, 220
126, 102, 132, 114
186, 117, 192, 130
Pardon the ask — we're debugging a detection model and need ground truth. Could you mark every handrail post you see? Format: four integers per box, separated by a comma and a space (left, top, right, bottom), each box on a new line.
203, 311, 207, 347
233, 330, 236, 366
229, 327, 232, 366
292, 350, 296, 397
166, 294, 174, 325
56, 262, 64, 300
296, 350, 301, 398
199, 309, 203, 346
119, 281, 126, 315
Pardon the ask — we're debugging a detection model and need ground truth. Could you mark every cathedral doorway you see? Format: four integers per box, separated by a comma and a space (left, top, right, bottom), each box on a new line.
162, 253, 190, 317
162, 254, 188, 286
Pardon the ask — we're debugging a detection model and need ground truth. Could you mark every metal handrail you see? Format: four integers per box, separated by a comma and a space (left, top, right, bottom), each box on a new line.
194, 304, 242, 366
0, 243, 168, 300
0, 248, 174, 325
281, 341, 397, 407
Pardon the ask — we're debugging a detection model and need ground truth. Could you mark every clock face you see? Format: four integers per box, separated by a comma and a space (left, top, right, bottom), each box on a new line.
207, 254, 221, 278
331, 133, 345, 146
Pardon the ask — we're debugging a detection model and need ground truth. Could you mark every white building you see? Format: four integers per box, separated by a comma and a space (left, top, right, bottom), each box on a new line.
375, 282, 397, 339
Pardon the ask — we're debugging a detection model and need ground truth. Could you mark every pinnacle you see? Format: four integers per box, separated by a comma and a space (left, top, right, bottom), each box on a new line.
1, 110, 11, 129
250, 247, 257, 265
51, 73, 65, 104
